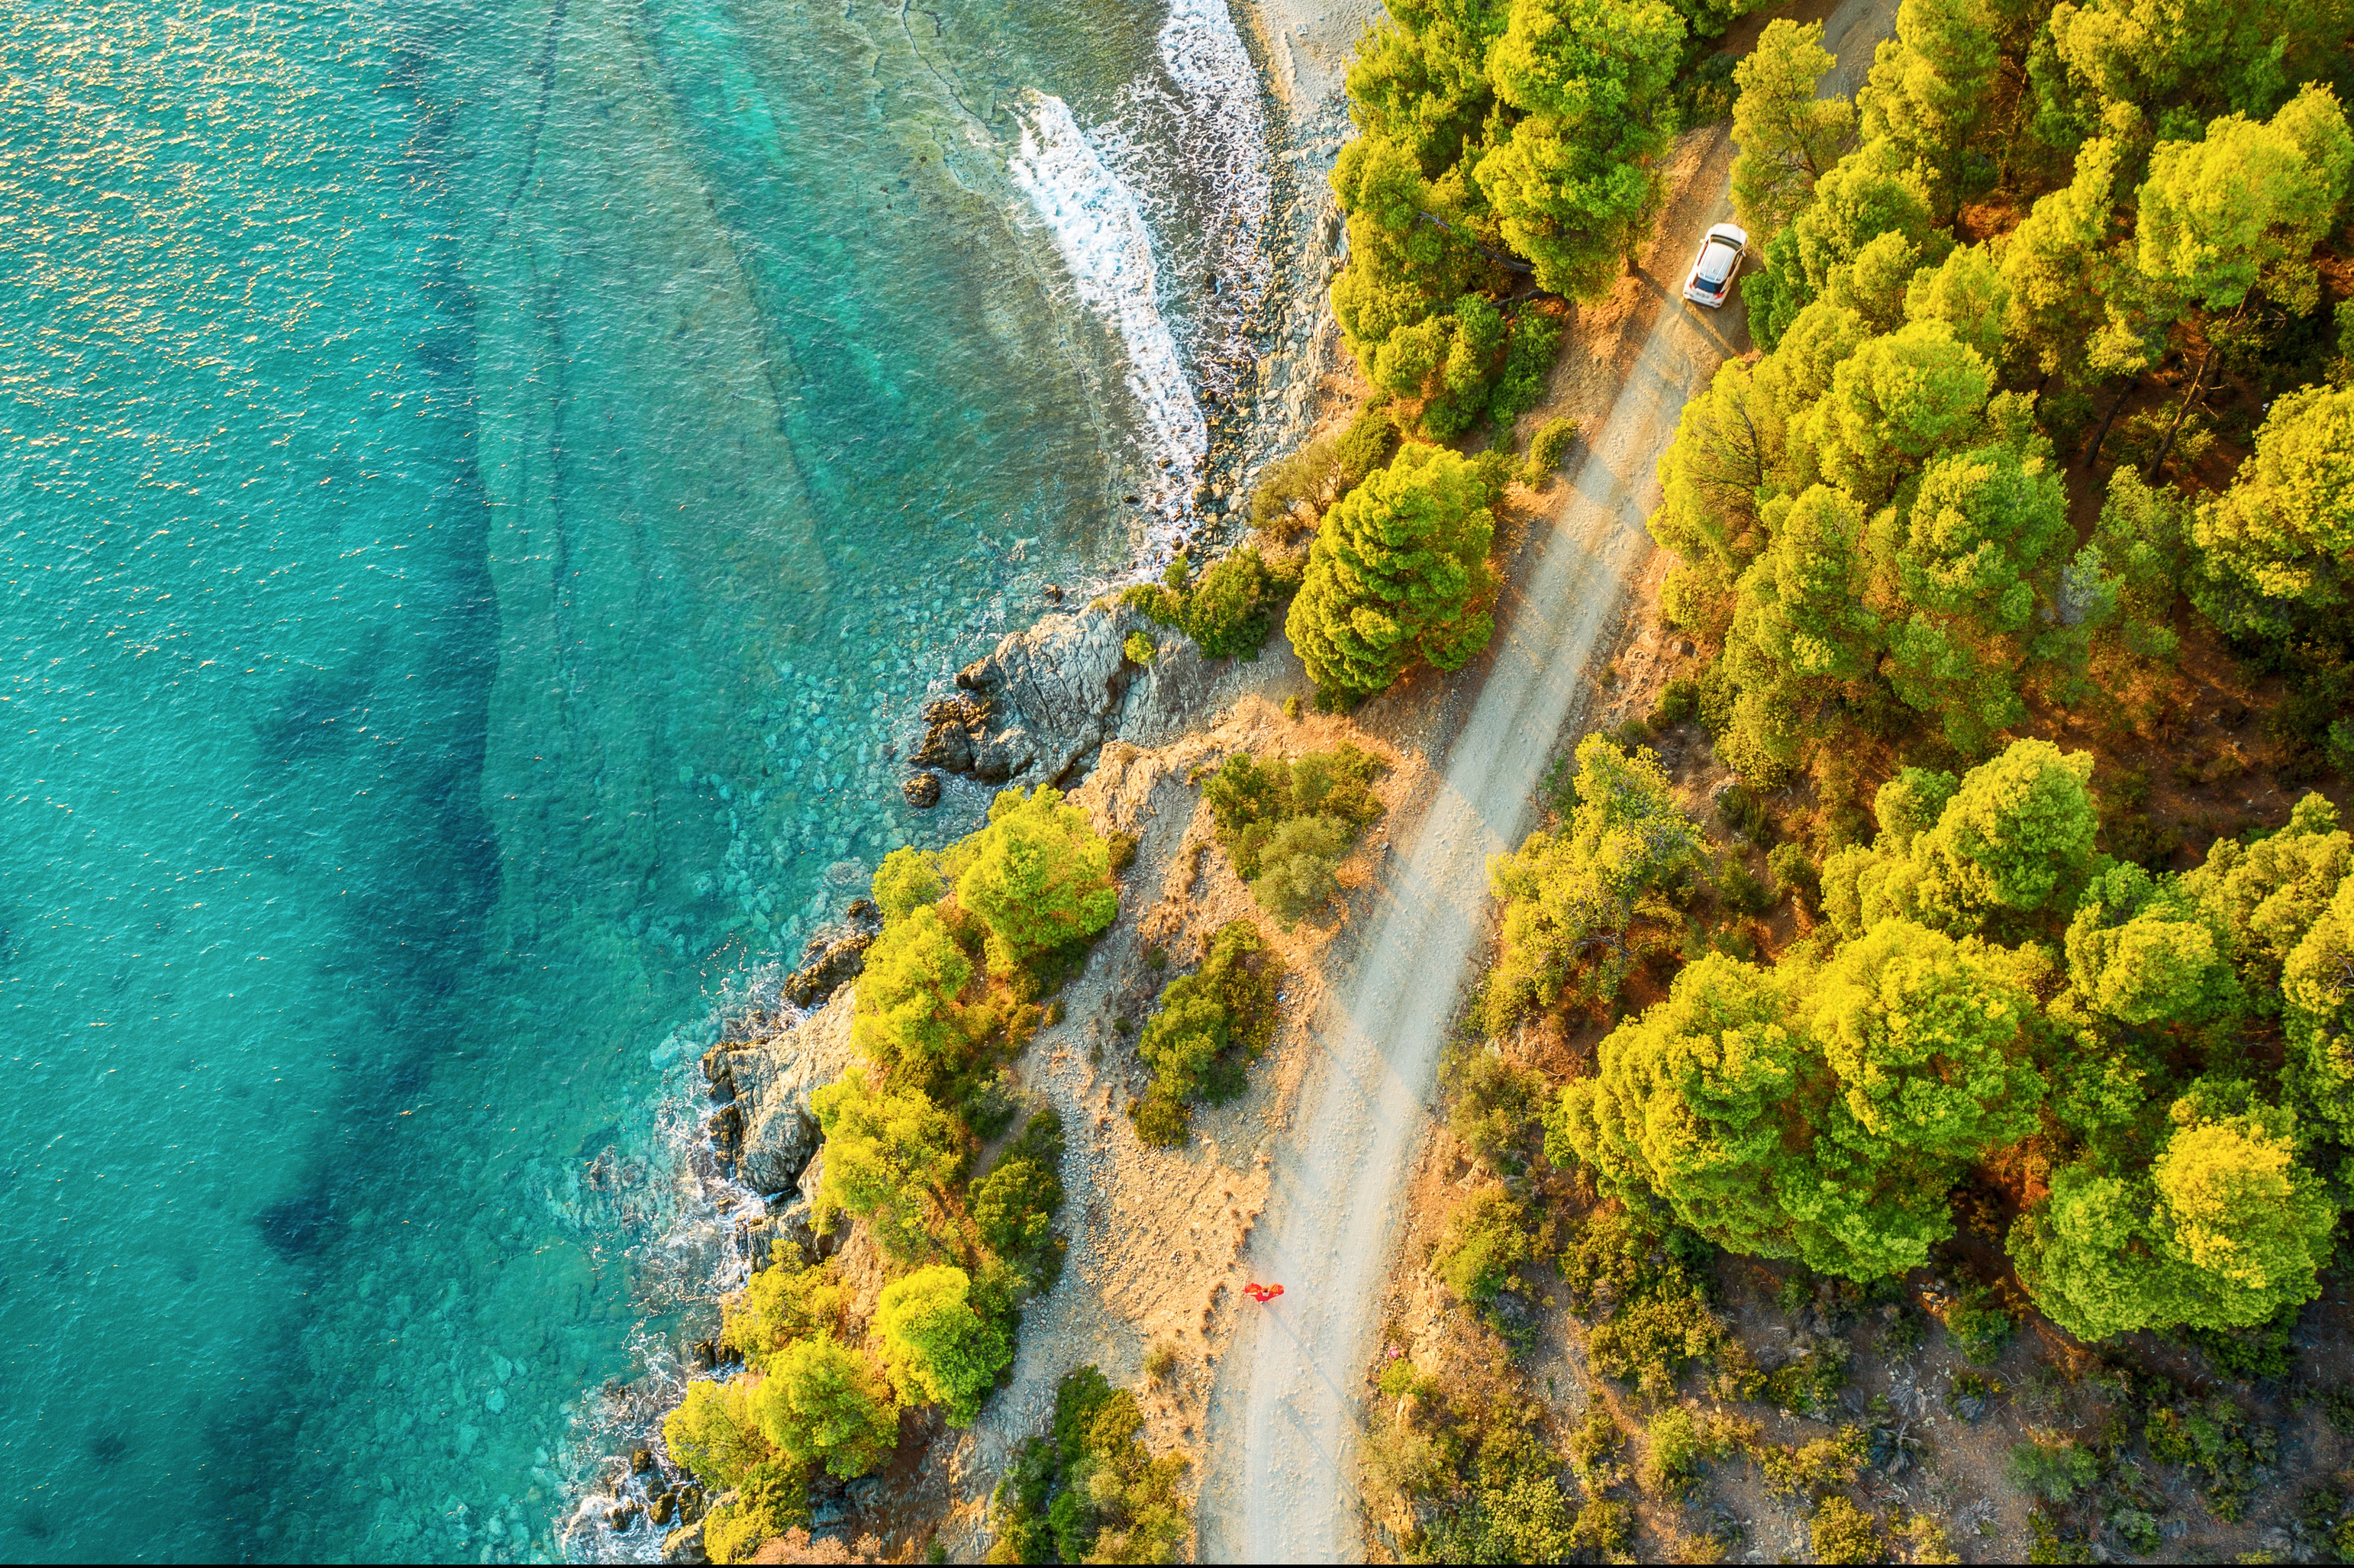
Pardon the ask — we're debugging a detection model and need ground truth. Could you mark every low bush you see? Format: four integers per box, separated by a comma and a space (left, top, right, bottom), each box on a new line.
1767, 841, 1820, 908
1202, 744, 1386, 924
1442, 1045, 1548, 1171
1640, 1406, 1752, 1498
1249, 436, 1342, 533
970, 1108, 1066, 1288
1759, 1425, 1868, 1498
1335, 404, 1402, 486
986, 1366, 1189, 1564
2146, 1393, 2275, 1522
1809, 1495, 1885, 1565
1522, 416, 1578, 486
1556, 1205, 1727, 1396
1128, 919, 1281, 1146
1122, 545, 1303, 661
1433, 1186, 1534, 1309
1122, 630, 1156, 665
2008, 1430, 2097, 1503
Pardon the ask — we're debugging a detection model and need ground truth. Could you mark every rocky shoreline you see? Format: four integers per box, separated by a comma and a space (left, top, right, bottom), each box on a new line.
568, 7, 1363, 1554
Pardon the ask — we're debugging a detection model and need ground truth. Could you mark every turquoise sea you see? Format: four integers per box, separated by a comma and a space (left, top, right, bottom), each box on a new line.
0, 0, 1272, 1559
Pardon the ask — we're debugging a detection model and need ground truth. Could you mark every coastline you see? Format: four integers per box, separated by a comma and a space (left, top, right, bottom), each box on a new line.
557, 0, 1372, 1557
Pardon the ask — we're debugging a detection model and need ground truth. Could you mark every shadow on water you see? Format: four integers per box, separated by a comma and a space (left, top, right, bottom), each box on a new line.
254, 671, 373, 763
255, 1192, 340, 1262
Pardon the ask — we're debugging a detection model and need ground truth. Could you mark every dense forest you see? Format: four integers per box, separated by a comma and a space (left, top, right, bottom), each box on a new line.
1305, 0, 2354, 1558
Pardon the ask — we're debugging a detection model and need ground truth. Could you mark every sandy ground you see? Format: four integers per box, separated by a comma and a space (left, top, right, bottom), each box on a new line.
1189, 0, 1900, 1557
1243, 0, 1386, 112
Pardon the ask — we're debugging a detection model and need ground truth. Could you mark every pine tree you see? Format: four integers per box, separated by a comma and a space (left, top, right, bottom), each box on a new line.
1729, 20, 1855, 243
954, 785, 1118, 974
1473, 0, 1685, 300
2188, 381, 2354, 650
1286, 441, 1497, 699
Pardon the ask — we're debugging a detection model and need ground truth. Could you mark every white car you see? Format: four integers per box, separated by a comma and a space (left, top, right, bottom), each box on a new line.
1683, 223, 1748, 308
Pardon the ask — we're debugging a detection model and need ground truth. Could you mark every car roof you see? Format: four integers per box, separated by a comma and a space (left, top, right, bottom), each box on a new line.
1706, 223, 1748, 247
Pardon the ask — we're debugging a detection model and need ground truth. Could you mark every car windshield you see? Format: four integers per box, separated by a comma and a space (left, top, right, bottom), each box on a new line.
1697, 242, 1735, 284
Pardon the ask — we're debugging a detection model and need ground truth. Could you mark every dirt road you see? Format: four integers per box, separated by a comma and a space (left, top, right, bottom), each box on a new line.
1194, 6, 1897, 1557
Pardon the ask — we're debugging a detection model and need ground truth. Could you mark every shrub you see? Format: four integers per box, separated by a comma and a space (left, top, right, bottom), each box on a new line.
1648, 677, 1699, 728
1247, 815, 1352, 924
1759, 1425, 1869, 1498
2146, 1394, 2276, 1522
1809, 1496, 1885, 1565
1487, 311, 1564, 433
1334, 405, 1401, 486
1129, 919, 1282, 1144
1123, 545, 1300, 660
1432, 1186, 1534, 1307
1442, 1045, 1547, 1170
1249, 435, 1343, 532
1767, 841, 1820, 907
1522, 416, 1578, 485
1203, 744, 1387, 924
970, 1108, 1065, 1287
875, 1265, 1014, 1425
752, 1336, 899, 1480
986, 1366, 1190, 1564
2008, 1431, 2097, 1503
1718, 854, 1773, 915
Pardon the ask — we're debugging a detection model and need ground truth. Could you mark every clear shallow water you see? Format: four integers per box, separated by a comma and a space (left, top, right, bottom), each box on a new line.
0, 0, 1270, 1559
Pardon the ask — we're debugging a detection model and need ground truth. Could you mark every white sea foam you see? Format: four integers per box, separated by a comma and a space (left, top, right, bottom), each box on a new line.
1008, 89, 1206, 522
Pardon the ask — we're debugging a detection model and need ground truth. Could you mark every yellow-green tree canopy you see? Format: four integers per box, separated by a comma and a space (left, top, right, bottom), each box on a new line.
1856, 0, 1998, 206
1867, 436, 2071, 751
851, 905, 978, 1079
2284, 875, 2354, 1150
809, 1068, 963, 1262
1486, 736, 1705, 1021
1730, 20, 1855, 243
2188, 381, 2354, 650
2134, 84, 2354, 316
663, 1377, 771, 1491
2181, 792, 2352, 998
1552, 918, 2044, 1281
2013, 1087, 2337, 1341
1286, 441, 1498, 700
1472, 0, 1685, 300
1824, 740, 2101, 941
2063, 863, 2239, 1028
954, 785, 1118, 974
874, 1265, 1013, 1425
752, 1335, 900, 1480
1719, 486, 1881, 784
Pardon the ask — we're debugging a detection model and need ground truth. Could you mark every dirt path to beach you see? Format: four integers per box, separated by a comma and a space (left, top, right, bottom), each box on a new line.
1193, 4, 1897, 1556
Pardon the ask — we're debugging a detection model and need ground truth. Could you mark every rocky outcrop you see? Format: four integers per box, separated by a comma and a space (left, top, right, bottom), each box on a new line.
907, 599, 1234, 795
779, 900, 881, 1009
945, 602, 1138, 788
703, 988, 859, 1197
